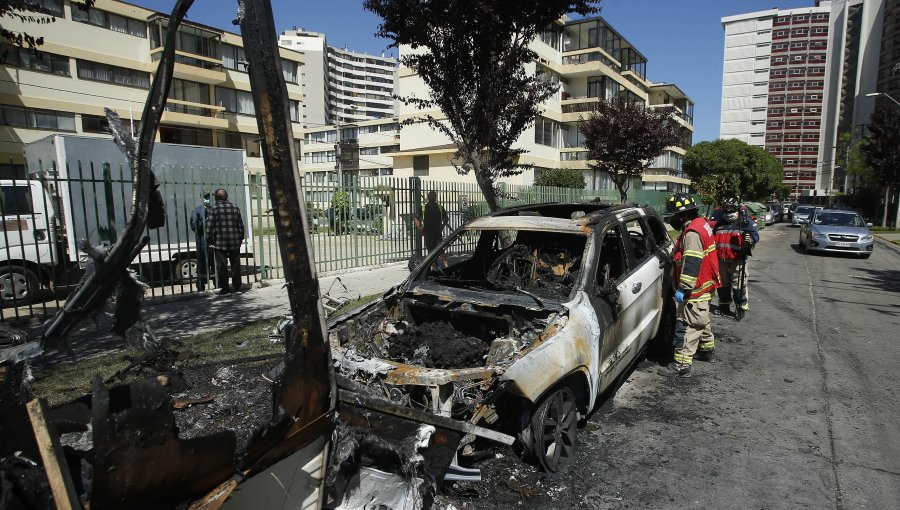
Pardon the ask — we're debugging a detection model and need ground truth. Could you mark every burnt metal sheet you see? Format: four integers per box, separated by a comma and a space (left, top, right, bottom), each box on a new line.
465, 216, 592, 235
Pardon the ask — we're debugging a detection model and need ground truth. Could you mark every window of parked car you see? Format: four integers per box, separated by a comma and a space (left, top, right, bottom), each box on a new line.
623, 218, 655, 264
596, 224, 628, 288
646, 215, 669, 248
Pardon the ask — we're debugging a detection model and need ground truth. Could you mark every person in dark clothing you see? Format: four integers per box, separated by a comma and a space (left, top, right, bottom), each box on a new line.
414, 191, 449, 268
206, 187, 245, 295
188, 191, 214, 291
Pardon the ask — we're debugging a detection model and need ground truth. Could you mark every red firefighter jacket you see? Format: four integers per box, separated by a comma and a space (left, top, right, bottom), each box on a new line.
674, 217, 721, 301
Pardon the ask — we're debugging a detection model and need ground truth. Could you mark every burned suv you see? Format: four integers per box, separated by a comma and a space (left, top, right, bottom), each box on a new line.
330, 203, 674, 471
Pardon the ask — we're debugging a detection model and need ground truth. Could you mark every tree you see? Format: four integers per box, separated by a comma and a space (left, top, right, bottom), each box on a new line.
534, 167, 586, 189
364, 0, 598, 211
579, 96, 688, 202
861, 102, 900, 227
1, 0, 94, 50
683, 139, 784, 205
835, 131, 874, 186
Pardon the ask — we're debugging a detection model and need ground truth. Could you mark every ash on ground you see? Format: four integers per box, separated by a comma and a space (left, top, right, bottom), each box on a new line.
172, 359, 278, 453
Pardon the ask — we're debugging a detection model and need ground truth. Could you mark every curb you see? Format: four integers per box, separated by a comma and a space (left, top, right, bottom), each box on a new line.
874, 236, 900, 255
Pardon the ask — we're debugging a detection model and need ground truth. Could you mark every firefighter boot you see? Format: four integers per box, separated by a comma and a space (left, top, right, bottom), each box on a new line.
659, 363, 692, 378
717, 303, 732, 316
735, 308, 745, 322
696, 349, 717, 363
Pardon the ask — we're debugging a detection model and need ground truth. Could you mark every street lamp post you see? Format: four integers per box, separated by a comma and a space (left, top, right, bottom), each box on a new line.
866, 92, 900, 106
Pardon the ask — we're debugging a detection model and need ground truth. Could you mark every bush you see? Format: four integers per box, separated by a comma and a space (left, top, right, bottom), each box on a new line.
534, 168, 587, 189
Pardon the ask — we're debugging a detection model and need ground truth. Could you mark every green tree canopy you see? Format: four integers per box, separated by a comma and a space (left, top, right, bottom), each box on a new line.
861, 103, 900, 190
364, 0, 598, 211
683, 139, 784, 204
534, 168, 586, 189
580, 96, 688, 203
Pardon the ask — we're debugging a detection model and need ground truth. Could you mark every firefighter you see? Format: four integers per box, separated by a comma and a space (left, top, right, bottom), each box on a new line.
713, 200, 759, 321
664, 192, 721, 377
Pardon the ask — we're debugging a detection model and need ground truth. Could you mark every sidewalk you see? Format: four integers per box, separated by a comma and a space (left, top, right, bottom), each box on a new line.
874, 233, 900, 254
32, 262, 410, 364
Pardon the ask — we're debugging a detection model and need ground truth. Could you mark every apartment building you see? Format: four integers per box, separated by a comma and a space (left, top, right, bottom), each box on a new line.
720, 0, 889, 201
278, 30, 398, 128
386, 16, 694, 193
0, 0, 305, 178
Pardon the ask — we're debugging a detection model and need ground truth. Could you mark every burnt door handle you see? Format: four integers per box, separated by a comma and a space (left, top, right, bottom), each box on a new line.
631, 282, 642, 294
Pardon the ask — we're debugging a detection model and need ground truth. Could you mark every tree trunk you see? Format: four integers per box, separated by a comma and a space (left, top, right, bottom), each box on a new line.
618, 186, 628, 203
883, 184, 891, 227
475, 167, 501, 212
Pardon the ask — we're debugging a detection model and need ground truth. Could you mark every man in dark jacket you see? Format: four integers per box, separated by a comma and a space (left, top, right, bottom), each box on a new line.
189, 191, 213, 291
207, 187, 245, 295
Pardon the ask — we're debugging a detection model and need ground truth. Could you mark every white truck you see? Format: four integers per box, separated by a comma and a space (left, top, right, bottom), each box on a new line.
0, 135, 252, 304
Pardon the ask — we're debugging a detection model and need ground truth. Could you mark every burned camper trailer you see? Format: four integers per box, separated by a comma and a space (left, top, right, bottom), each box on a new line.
329, 203, 676, 472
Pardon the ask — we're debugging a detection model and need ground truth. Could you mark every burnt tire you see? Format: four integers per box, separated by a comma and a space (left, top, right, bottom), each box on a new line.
0, 266, 39, 305
528, 386, 578, 472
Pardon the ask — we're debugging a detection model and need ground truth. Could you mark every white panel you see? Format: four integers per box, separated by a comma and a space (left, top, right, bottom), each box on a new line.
756, 19, 773, 30
724, 59, 755, 73
754, 59, 770, 70
756, 45, 770, 56
725, 19, 758, 35
751, 83, 769, 95
751, 110, 768, 121
723, 96, 753, 110
751, 96, 769, 108
725, 33, 760, 48
723, 71, 755, 85
723, 84, 752, 98
722, 110, 751, 122
721, 123, 749, 135
724, 46, 757, 60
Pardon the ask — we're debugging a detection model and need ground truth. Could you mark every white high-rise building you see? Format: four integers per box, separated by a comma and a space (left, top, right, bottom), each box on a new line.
278, 30, 398, 128
720, 0, 889, 201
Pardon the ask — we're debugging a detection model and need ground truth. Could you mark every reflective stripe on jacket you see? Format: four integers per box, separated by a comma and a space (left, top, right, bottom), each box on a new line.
674, 217, 721, 301
714, 223, 744, 261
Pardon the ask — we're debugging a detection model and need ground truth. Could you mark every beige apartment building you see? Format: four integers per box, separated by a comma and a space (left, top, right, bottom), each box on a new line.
388, 16, 695, 193
0, 0, 305, 179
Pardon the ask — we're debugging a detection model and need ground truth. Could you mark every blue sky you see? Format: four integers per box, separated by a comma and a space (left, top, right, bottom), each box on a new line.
130, 0, 815, 142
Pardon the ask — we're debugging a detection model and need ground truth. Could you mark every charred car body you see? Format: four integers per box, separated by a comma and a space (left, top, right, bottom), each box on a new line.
330, 203, 674, 472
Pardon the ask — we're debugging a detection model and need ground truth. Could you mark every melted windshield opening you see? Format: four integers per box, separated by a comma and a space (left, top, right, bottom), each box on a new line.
419, 228, 588, 300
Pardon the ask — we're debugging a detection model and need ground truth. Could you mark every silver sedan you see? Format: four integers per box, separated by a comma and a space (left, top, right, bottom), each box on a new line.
799, 210, 875, 258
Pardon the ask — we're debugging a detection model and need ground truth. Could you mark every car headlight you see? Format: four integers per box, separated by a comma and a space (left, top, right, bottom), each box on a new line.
860, 234, 873, 242
811, 230, 827, 239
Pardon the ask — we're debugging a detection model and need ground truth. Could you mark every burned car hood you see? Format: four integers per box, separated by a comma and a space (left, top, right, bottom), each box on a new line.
403, 281, 567, 314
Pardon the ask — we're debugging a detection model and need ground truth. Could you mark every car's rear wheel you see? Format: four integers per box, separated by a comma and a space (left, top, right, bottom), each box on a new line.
528, 387, 578, 472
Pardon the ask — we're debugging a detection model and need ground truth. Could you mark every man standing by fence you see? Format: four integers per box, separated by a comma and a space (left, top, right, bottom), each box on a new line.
207, 188, 245, 295
414, 191, 449, 267
189, 191, 213, 292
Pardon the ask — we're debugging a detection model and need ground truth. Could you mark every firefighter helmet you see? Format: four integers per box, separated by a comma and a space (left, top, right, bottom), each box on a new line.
665, 192, 698, 216
721, 198, 740, 213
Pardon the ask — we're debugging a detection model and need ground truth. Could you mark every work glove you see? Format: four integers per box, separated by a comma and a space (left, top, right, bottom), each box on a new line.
743, 232, 753, 246
674, 289, 686, 304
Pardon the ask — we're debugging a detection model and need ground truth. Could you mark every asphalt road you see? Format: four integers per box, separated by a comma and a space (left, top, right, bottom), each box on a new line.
437, 223, 900, 510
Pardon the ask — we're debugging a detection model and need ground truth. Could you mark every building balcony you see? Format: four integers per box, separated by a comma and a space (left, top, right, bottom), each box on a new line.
161, 100, 228, 128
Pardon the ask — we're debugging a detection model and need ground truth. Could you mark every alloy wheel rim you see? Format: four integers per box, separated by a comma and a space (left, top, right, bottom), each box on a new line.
539, 389, 577, 470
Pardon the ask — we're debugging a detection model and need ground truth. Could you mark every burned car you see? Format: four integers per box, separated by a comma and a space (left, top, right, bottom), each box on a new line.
329, 204, 674, 472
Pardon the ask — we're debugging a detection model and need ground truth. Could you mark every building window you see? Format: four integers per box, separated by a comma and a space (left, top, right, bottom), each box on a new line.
303, 150, 336, 164
282, 60, 298, 84
33, 0, 64, 17
77, 60, 150, 88
413, 155, 429, 176
775, 31, 787, 36
171, 79, 210, 104
358, 125, 379, 134
534, 116, 558, 147
777, 16, 789, 22
159, 126, 213, 146
360, 147, 379, 156
215, 87, 255, 115
72, 7, 147, 37
222, 44, 246, 72
81, 114, 140, 135
379, 144, 399, 153
0, 104, 75, 131
2, 44, 69, 75
289, 100, 300, 122
814, 14, 827, 20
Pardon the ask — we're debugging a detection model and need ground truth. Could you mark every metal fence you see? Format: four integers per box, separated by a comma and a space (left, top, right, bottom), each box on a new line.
2, 166, 685, 322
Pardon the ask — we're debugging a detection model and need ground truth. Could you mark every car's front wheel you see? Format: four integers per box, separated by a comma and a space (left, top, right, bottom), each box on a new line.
0, 266, 40, 304
860, 253, 871, 259
528, 387, 578, 473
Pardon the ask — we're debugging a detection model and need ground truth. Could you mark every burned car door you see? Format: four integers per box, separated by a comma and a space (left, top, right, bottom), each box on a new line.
622, 217, 664, 346
590, 222, 636, 389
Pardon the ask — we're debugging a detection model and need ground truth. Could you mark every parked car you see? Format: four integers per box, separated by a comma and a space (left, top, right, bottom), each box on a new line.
799, 209, 874, 258
744, 202, 768, 230
765, 203, 783, 223
782, 203, 793, 218
788, 203, 801, 222
792, 205, 816, 226
328, 203, 674, 472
